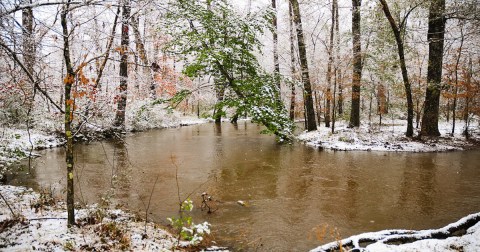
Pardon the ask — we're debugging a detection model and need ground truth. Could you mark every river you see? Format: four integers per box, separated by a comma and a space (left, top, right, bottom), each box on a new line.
8, 122, 480, 251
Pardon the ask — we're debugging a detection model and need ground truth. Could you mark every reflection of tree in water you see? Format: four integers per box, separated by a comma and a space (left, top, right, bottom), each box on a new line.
214, 122, 222, 136
73, 140, 133, 206
398, 154, 436, 216
110, 140, 132, 199
283, 146, 315, 224
344, 159, 359, 221
206, 123, 287, 248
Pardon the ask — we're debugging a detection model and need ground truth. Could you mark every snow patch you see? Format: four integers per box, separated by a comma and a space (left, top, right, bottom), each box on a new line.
298, 119, 479, 152
0, 185, 188, 251
310, 212, 480, 252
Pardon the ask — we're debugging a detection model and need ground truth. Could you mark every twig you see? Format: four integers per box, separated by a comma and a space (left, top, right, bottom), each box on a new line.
144, 175, 159, 234
0, 191, 16, 218
171, 154, 181, 207
28, 217, 68, 221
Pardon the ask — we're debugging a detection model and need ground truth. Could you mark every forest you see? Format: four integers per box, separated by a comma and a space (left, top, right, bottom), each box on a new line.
1, 0, 480, 251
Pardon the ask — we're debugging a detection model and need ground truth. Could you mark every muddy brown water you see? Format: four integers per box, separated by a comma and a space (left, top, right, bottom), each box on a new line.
8, 122, 480, 251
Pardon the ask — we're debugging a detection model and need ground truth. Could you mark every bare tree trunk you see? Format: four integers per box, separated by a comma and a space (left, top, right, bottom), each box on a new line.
451, 22, 464, 135
114, 0, 131, 130
131, 12, 154, 97
288, 1, 296, 120
272, 0, 280, 90
338, 70, 343, 115
22, 0, 35, 104
463, 57, 472, 139
334, 0, 341, 118
349, 0, 362, 128
379, 0, 414, 137
325, 0, 335, 128
331, 0, 339, 133
290, 0, 317, 131
315, 91, 322, 124
61, 1, 75, 227
332, 74, 337, 133
421, 0, 446, 137
214, 80, 225, 124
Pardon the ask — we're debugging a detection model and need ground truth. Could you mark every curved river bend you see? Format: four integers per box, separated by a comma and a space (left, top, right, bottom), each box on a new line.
9, 122, 480, 251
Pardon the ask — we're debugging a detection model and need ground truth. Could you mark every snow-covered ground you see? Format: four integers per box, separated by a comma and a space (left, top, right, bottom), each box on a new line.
0, 185, 227, 251
298, 119, 480, 152
126, 102, 209, 131
311, 212, 480, 252
0, 128, 64, 174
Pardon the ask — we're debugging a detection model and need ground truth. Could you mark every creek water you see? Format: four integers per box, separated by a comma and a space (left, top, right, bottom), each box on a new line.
8, 122, 480, 251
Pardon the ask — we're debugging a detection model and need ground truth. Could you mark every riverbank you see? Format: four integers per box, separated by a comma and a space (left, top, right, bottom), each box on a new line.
0, 185, 226, 251
298, 119, 480, 152
2, 184, 479, 252
311, 212, 480, 251
0, 112, 208, 177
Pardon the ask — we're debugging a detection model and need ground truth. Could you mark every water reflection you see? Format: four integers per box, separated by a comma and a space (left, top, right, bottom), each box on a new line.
398, 154, 436, 216
8, 123, 480, 251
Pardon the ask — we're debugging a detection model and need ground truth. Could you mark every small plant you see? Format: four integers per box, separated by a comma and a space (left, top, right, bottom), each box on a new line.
64, 240, 75, 251
338, 136, 354, 143
31, 187, 56, 213
96, 222, 130, 249
167, 199, 211, 246
77, 208, 105, 226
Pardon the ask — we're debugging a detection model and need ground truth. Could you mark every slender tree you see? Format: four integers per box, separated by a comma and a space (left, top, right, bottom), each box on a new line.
332, 0, 340, 133
451, 22, 464, 135
290, 0, 317, 131
335, 0, 343, 116
349, 0, 362, 128
421, 0, 446, 137
325, 0, 335, 128
131, 12, 153, 95
21, 0, 35, 83
60, 0, 75, 227
114, 0, 131, 130
288, 1, 296, 120
272, 0, 280, 89
379, 0, 414, 137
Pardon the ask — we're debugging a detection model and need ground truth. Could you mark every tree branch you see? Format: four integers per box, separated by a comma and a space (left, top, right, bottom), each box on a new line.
0, 41, 64, 113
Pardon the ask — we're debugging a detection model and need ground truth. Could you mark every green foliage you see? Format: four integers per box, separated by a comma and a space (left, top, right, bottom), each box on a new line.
167, 199, 211, 245
164, 0, 294, 142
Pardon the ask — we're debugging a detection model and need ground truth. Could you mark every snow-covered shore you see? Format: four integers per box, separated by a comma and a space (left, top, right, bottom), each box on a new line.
0, 128, 65, 173
0, 112, 208, 176
298, 119, 480, 152
311, 212, 480, 252
0, 185, 228, 251
2, 184, 479, 252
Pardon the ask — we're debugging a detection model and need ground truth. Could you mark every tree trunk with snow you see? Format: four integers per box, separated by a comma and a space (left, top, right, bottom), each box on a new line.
349, 0, 362, 128
272, 0, 280, 90
421, 0, 446, 137
290, 0, 316, 131
325, 0, 335, 128
114, 0, 131, 130
22, 0, 35, 104
288, 1, 296, 121
451, 22, 464, 135
61, 2, 75, 227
